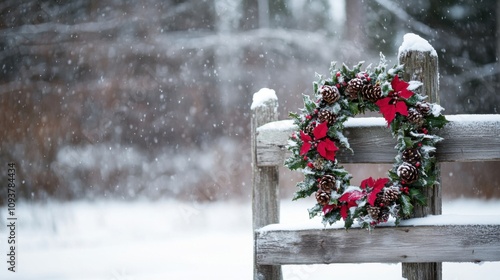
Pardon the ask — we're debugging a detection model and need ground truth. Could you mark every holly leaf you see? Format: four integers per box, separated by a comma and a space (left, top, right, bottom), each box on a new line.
388, 170, 400, 181
352, 61, 364, 73
288, 111, 300, 120
349, 102, 360, 115
313, 82, 319, 94
302, 94, 317, 114
293, 189, 315, 201
343, 212, 354, 229
409, 188, 427, 206
401, 136, 414, 149
426, 114, 448, 129
400, 194, 413, 218
405, 94, 421, 105
341, 63, 350, 76
284, 156, 305, 170
323, 210, 341, 226
308, 204, 322, 218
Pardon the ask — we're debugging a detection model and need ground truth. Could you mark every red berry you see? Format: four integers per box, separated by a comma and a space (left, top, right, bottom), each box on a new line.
418, 143, 423, 147
379, 203, 384, 207
415, 162, 421, 167
306, 115, 312, 120
307, 162, 314, 168
336, 72, 341, 77
303, 156, 308, 161
336, 84, 341, 88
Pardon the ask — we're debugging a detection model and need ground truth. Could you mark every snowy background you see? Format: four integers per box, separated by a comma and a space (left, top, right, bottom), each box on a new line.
0, 0, 499, 279
0, 199, 500, 279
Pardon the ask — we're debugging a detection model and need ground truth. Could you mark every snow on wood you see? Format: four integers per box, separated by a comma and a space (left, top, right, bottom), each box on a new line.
398, 33, 437, 57
256, 117, 386, 132
251, 88, 278, 109
407, 80, 423, 91
259, 214, 500, 233
258, 119, 294, 132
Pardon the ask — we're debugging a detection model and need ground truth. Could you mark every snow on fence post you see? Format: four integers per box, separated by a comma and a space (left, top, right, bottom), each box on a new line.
251, 88, 282, 280
399, 33, 442, 280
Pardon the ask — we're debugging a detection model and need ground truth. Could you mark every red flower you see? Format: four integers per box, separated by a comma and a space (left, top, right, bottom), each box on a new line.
322, 204, 337, 215
360, 177, 390, 206
375, 76, 414, 125
299, 122, 338, 161
338, 190, 364, 220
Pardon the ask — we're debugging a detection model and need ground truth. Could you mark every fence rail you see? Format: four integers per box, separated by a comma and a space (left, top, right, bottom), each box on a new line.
251, 34, 500, 280
256, 115, 500, 166
256, 224, 500, 265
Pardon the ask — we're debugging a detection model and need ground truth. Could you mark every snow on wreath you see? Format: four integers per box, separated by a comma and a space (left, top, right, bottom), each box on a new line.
285, 54, 448, 230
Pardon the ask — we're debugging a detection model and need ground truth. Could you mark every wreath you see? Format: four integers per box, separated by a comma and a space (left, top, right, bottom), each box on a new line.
285, 54, 448, 229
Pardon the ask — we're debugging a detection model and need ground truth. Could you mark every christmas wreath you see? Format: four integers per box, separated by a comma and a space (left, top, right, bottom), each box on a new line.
285, 54, 448, 229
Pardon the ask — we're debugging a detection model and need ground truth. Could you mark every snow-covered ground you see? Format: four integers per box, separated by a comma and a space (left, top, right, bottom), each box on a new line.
0, 198, 499, 279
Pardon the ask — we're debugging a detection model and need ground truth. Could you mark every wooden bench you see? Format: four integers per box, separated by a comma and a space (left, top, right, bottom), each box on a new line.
251, 37, 500, 280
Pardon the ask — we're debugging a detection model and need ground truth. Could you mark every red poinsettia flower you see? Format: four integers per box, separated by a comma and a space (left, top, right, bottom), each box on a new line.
322, 204, 337, 215
375, 76, 414, 125
338, 190, 364, 220
360, 177, 390, 206
299, 122, 338, 161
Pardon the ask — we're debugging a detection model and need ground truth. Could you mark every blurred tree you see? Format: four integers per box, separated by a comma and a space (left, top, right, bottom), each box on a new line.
240, 0, 291, 29
0, 0, 345, 202
368, 0, 498, 114
1, 0, 497, 204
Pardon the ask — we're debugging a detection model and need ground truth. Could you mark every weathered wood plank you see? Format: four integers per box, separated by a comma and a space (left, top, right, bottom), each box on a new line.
256, 115, 500, 166
256, 225, 500, 265
251, 90, 282, 280
399, 36, 442, 279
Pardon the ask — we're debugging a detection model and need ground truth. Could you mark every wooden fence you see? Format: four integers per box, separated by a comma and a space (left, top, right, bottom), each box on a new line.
251, 37, 500, 280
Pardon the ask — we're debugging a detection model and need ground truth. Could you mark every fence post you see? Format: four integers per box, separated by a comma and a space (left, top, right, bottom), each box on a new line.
251, 89, 282, 280
399, 33, 442, 280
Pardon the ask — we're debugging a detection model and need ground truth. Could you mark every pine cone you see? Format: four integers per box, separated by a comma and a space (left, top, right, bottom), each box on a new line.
407, 108, 424, 127
304, 122, 316, 136
397, 162, 419, 184
382, 188, 400, 203
315, 189, 331, 206
402, 148, 421, 166
345, 78, 364, 100
319, 85, 340, 104
416, 101, 431, 115
367, 206, 380, 219
313, 158, 325, 170
361, 84, 382, 102
318, 110, 336, 126
379, 210, 390, 223
318, 174, 336, 193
